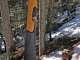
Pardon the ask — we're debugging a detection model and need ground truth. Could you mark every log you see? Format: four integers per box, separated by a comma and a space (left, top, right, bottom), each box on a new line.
76, 55, 80, 60
12, 47, 24, 58
62, 50, 74, 60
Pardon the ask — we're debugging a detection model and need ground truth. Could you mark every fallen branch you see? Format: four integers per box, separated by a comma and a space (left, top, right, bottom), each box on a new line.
62, 40, 80, 60
12, 47, 24, 58
72, 41, 80, 47
62, 50, 74, 60
76, 55, 80, 60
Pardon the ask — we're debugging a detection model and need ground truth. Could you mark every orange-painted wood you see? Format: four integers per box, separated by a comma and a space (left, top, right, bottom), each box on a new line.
26, 0, 38, 32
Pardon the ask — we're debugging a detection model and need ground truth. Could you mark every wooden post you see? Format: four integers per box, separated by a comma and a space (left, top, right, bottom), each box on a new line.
39, 0, 46, 57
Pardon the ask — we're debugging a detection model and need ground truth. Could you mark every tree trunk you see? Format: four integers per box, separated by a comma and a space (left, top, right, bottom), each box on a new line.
45, 0, 49, 19
24, 0, 38, 60
0, 0, 13, 59
39, 0, 46, 57
47, 0, 54, 42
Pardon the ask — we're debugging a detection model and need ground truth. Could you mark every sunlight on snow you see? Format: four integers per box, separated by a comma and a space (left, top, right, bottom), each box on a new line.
47, 15, 80, 39
45, 14, 80, 60
43, 45, 80, 60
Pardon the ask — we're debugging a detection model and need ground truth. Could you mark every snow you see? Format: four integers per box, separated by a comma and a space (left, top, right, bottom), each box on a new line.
56, 11, 68, 23
44, 15, 80, 60
46, 15, 80, 39
43, 45, 80, 60
71, 45, 80, 60
76, 4, 80, 14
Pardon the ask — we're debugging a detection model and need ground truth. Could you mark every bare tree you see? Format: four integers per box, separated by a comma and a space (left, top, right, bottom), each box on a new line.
45, 0, 49, 19
39, 0, 46, 57
0, 0, 14, 59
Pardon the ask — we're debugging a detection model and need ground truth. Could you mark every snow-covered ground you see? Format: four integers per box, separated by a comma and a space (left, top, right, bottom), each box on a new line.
43, 44, 80, 60
56, 11, 68, 23
46, 14, 80, 40
76, 4, 80, 14
44, 14, 80, 60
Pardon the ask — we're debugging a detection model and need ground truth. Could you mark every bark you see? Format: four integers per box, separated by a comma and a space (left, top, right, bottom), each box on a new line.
24, 31, 37, 60
0, 0, 13, 57
44, 0, 49, 19
24, 0, 38, 60
39, 0, 46, 57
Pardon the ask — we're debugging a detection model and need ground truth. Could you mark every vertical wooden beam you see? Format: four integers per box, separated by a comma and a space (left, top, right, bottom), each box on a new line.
39, 0, 46, 57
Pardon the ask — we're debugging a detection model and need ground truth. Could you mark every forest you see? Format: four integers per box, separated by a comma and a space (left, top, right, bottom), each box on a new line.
0, 0, 80, 60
